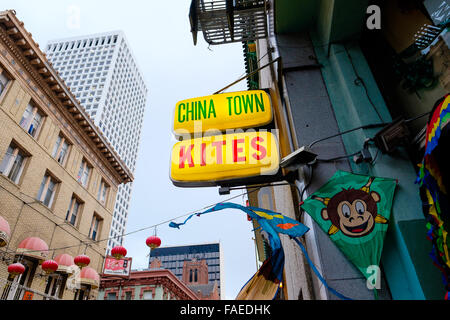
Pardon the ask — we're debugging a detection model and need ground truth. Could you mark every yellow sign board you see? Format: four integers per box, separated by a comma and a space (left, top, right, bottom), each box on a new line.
173, 90, 272, 135
170, 131, 279, 185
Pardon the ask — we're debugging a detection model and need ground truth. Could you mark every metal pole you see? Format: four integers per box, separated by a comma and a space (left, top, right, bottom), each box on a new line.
213, 57, 280, 94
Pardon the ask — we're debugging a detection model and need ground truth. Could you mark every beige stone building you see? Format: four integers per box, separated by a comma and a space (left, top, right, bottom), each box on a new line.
0, 10, 133, 300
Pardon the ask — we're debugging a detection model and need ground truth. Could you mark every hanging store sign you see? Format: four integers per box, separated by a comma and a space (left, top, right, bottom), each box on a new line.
173, 90, 272, 135
103, 256, 132, 276
170, 131, 280, 186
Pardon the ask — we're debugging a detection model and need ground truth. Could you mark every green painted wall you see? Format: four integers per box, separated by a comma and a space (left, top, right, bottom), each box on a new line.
310, 35, 445, 299
275, 0, 368, 42
273, 0, 446, 300
275, 0, 318, 33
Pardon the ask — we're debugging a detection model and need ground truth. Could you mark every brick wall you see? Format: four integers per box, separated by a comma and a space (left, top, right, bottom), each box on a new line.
0, 32, 123, 300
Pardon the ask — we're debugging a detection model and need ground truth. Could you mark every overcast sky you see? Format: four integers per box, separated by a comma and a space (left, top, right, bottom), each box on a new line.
3, 0, 258, 299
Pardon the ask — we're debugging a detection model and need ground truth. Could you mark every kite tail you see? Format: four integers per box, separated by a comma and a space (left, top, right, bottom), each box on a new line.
291, 237, 353, 300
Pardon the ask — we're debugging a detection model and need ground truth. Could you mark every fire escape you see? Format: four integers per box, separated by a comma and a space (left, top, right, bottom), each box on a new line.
189, 0, 268, 46
189, 0, 268, 91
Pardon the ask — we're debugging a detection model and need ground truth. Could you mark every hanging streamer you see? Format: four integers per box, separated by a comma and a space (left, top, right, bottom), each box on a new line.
170, 202, 352, 300
291, 237, 352, 300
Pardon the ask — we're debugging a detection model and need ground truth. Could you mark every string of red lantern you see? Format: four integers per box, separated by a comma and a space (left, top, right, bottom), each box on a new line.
1, 185, 259, 260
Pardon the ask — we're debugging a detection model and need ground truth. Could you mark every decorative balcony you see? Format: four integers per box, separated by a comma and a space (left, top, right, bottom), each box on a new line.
0, 278, 59, 300
189, 0, 268, 45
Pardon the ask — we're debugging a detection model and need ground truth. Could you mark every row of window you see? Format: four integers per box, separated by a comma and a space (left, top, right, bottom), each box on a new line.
52, 53, 113, 64
171, 270, 220, 281
48, 35, 118, 52
157, 252, 220, 262
0, 161, 103, 240
48, 46, 114, 59
0, 140, 110, 205
106, 289, 173, 300
0, 66, 111, 207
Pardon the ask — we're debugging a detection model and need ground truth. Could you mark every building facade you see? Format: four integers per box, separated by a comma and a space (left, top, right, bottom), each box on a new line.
0, 10, 132, 300
253, 0, 449, 300
148, 242, 224, 299
189, 0, 449, 300
181, 259, 220, 300
44, 31, 148, 253
98, 268, 199, 300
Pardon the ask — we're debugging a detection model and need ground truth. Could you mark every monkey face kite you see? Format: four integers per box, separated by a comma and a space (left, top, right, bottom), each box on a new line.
313, 177, 388, 238
301, 170, 396, 283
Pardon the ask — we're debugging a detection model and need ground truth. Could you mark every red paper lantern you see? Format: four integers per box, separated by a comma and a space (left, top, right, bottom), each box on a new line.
146, 236, 161, 249
41, 259, 58, 274
74, 254, 90, 268
8, 262, 25, 277
111, 246, 127, 260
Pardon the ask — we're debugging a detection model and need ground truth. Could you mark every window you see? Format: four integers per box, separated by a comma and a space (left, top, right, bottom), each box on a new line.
44, 275, 61, 299
37, 173, 58, 208
52, 134, 70, 165
97, 179, 109, 205
0, 67, 11, 98
65, 196, 82, 226
142, 291, 153, 300
88, 214, 102, 241
19, 102, 44, 138
0, 143, 28, 184
125, 291, 132, 300
107, 292, 117, 300
77, 159, 91, 187
74, 285, 90, 300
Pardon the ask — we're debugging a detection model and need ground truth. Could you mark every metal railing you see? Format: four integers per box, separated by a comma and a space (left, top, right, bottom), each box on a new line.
190, 0, 268, 45
414, 24, 444, 50
0, 278, 59, 300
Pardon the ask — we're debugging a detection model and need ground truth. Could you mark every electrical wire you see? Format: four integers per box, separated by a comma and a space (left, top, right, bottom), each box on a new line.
0, 181, 288, 255
308, 110, 432, 151
224, 181, 291, 192
317, 151, 362, 163
404, 111, 431, 123
214, 57, 280, 95
299, 164, 314, 202
223, 38, 334, 95
370, 149, 380, 166
308, 123, 388, 149
345, 46, 384, 122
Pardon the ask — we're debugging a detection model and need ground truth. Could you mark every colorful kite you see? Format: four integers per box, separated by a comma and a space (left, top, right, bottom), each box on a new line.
416, 94, 450, 299
170, 202, 353, 300
300, 170, 397, 295
170, 202, 309, 299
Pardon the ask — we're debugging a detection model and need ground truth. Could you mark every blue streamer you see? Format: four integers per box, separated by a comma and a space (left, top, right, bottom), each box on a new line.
291, 237, 353, 300
169, 213, 196, 229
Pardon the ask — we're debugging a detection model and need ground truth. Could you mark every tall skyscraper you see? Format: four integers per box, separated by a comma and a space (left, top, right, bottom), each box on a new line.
148, 242, 225, 299
45, 31, 148, 253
